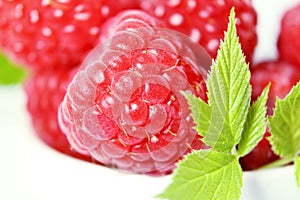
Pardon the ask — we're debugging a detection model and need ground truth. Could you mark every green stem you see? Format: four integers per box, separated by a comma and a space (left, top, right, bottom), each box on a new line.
258, 157, 294, 170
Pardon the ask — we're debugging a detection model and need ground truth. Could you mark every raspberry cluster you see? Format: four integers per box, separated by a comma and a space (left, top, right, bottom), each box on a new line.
1, 0, 299, 174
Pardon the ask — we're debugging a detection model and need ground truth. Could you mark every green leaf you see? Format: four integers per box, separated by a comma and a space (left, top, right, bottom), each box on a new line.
0, 51, 26, 85
204, 8, 251, 152
183, 92, 211, 137
295, 157, 300, 187
159, 8, 263, 200
158, 150, 242, 200
268, 82, 300, 158
237, 84, 270, 157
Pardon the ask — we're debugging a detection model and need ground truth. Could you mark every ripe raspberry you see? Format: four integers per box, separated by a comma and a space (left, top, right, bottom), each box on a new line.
58, 14, 211, 175
250, 60, 300, 115
278, 3, 300, 67
98, 9, 166, 43
240, 60, 300, 170
24, 67, 92, 161
139, 0, 257, 63
0, 0, 139, 70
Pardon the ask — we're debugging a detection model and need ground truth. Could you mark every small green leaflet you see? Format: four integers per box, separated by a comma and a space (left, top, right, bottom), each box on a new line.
158, 150, 242, 200
203, 7, 251, 153
268, 82, 300, 187
159, 8, 269, 200
0, 51, 26, 85
237, 84, 270, 157
183, 92, 210, 137
268, 82, 300, 158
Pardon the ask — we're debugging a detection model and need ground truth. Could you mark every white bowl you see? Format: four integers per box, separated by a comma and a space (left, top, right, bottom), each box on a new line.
25, 129, 300, 200
1, 1, 300, 199
0, 86, 299, 200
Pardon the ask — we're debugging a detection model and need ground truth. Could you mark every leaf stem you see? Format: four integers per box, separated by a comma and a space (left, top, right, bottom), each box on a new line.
258, 157, 294, 170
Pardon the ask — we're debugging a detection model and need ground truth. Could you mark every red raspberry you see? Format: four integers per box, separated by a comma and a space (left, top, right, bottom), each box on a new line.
24, 67, 92, 161
58, 12, 211, 175
278, 3, 300, 67
139, 0, 257, 63
98, 9, 166, 43
250, 60, 300, 115
240, 60, 300, 170
0, 0, 139, 70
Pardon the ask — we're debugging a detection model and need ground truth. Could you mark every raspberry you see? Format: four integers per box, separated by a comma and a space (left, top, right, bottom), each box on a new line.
278, 3, 300, 67
0, 0, 139, 70
139, 0, 257, 63
98, 9, 166, 43
250, 60, 300, 115
240, 60, 300, 170
58, 12, 211, 175
24, 67, 92, 161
